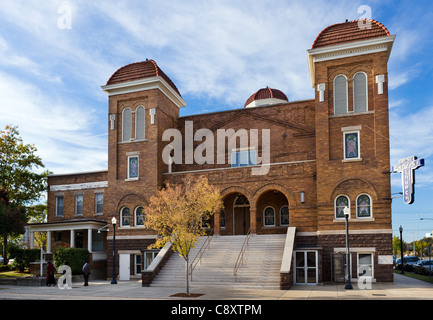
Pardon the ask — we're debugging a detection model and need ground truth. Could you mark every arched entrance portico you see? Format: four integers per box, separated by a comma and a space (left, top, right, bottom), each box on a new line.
218, 190, 253, 236
233, 195, 250, 235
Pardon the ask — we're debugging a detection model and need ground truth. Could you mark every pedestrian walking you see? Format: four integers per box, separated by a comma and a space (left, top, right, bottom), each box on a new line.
46, 260, 56, 287
82, 260, 91, 286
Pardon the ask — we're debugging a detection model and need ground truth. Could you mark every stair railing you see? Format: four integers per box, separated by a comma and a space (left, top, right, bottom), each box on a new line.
189, 229, 214, 281
233, 227, 252, 282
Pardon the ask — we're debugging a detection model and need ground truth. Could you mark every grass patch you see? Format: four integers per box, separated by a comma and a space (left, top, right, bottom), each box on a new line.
0, 270, 31, 279
394, 270, 433, 284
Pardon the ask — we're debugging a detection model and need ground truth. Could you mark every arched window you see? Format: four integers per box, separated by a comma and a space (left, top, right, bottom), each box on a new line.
121, 207, 130, 227
353, 72, 368, 113
334, 75, 347, 115
234, 195, 249, 206
264, 207, 275, 227
335, 195, 349, 219
122, 108, 132, 141
357, 194, 372, 218
135, 206, 145, 226
135, 106, 145, 140
280, 205, 289, 226
220, 209, 226, 229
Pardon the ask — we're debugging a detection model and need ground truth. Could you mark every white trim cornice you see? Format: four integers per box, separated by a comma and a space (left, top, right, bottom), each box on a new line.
50, 181, 108, 192
101, 76, 187, 109
307, 35, 395, 88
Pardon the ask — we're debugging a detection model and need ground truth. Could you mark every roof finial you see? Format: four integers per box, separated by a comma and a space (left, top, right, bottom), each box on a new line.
345, 19, 348, 23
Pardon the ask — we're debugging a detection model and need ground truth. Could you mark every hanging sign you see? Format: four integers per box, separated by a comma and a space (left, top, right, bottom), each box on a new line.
392, 156, 424, 204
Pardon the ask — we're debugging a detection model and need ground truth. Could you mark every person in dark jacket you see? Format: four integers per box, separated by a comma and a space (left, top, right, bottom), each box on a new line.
82, 260, 91, 286
46, 260, 56, 287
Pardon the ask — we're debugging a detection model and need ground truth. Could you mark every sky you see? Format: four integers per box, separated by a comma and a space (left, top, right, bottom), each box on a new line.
0, 0, 432, 243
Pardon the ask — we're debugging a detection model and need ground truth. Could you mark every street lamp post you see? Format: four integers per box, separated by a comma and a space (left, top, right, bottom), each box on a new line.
111, 217, 117, 284
343, 206, 353, 290
399, 225, 405, 274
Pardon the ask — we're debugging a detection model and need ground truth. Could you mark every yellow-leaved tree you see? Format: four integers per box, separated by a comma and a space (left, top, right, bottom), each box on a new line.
143, 175, 222, 294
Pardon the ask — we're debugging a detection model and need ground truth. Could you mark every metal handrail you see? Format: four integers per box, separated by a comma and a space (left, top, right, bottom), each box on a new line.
233, 227, 252, 281
189, 229, 214, 281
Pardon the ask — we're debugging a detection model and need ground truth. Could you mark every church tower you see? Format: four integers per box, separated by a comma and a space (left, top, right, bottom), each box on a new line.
101, 60, 186, 276
307, 19, 395, 282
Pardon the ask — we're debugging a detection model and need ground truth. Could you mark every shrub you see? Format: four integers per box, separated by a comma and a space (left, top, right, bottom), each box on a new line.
53, 247, 89, 275
8, 248, 40, 272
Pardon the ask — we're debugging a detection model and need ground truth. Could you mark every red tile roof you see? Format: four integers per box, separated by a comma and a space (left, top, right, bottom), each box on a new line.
106, 59, 181, 96
244, 87, 288, 107
312, 19, 390, 49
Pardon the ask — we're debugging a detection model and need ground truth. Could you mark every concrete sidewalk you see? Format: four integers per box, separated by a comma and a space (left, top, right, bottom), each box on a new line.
0, 273, 432, 300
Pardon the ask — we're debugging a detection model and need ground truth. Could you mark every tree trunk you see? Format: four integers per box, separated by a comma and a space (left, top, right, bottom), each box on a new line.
2, 234, 7, 265
185, 255, 189, 294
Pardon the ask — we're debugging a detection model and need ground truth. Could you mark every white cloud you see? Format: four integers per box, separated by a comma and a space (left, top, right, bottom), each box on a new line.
0, 71, 107, 174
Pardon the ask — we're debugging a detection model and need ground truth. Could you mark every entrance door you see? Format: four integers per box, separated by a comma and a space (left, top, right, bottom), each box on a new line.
119, 254, 130, 281
294, 251, 318, 284
233, 195, 250, 235
234, 206, 250, 235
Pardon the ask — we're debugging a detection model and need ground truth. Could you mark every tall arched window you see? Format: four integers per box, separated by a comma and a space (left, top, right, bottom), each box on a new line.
280, 205, 289, 226
264, 206, 275, 227
356, 194, 372, 218
334, 75, 347, 115
121, 207, 130, 227
335, 195, 349, 219
135, 206, 145, 226
135, 106, 145, 140
353, 72, 368, 113
122, 108, 132, 141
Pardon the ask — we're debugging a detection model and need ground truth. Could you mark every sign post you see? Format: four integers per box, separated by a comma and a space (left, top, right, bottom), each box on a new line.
392, 156, 424, 204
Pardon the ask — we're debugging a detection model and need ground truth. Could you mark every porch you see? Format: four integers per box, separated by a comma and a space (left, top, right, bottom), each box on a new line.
26, 219, 108, 279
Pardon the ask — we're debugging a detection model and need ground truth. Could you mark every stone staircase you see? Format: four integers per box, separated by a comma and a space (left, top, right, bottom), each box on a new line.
150, 234, 286, 289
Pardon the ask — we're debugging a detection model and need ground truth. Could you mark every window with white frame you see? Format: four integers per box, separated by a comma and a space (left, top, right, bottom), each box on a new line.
121, 207, 130, 227
334, 75, 348, 115
280, 205, 289, 226
231, 149, 257, 167
135, 106, 145, 140
135, 206, 144, 227
127, 155, 139, 180
55, 196, 64, 217
353, 72, 368, 113
75, 194, 83, 216
95, 193, 103, 215
144, 250, 159, 269
343, 131, 360, 160
356, 194, 372, 218
135, 254, 142, 274
263, 206, 275, 227
122, 107, 132, 141
335, 195, 349, 219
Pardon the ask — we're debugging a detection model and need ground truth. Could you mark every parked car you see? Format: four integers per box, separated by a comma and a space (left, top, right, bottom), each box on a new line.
414, 260, 433, 275
395, 256, 420, 271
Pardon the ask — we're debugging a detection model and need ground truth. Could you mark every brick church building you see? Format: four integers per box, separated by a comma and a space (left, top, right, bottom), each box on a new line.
28, 19, 396, 288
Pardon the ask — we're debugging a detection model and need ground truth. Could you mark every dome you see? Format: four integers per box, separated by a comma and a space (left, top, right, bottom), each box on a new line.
244, 87, 288, 108
312, 19, 390, 49
106, 59, 181, 96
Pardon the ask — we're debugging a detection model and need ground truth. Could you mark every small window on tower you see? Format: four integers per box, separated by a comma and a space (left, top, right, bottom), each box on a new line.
343, 131, 360, 160
122, 108, 132, 141
135, 106, 145, 140
127, 155, 139, 180
353, 72, 368, 113
334, 75, 348, 115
